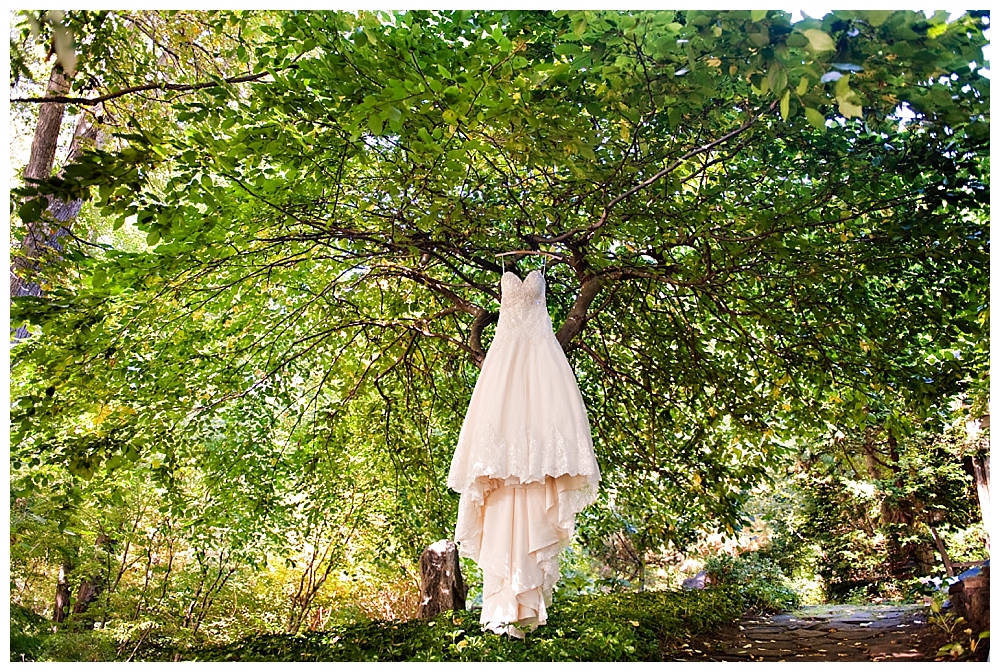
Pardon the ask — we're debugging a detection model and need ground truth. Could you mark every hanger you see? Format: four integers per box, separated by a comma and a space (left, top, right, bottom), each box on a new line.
494, 250, 561, 276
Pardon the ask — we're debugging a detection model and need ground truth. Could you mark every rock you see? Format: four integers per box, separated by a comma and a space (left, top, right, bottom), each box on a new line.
682, 571, 709, 589
416, 539, 466, 619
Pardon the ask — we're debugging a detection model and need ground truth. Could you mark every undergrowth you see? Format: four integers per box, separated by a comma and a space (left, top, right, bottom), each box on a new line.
15, 575, 792, 661
177, 588, 746, 662
704, 552, 801, 612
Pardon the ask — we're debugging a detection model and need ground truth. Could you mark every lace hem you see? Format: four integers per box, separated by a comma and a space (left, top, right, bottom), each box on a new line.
448, 418, 601, 496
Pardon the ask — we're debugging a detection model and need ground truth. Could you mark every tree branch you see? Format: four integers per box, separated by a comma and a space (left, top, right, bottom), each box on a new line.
10, 70, 275, 105
556, 274, 605, 349
533, 103, 774, 246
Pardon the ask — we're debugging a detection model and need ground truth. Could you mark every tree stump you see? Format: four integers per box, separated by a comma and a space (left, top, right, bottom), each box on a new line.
417, 540, 466, 619
948, 562, 990, 634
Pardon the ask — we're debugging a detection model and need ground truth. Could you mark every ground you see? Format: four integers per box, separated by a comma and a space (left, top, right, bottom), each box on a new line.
672, 603, 946, 662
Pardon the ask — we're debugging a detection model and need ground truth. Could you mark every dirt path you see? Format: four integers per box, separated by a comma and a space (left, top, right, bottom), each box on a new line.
672, 603, 938, 662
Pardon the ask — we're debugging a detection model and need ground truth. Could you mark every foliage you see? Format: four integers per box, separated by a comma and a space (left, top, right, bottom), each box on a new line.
929, 594, 990, 661
156, 587, 746, 662
801, 424, 982, 593
941, 523, 988, 563
740, 399, 987, 604
11, 8, 989, 557
19, 582, 815, 661
10, 603, 50, 662
704, 552, 800, 612
7, 9, 990, 658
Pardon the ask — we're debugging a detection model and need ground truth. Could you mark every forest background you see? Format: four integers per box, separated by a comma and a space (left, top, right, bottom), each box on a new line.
7, 7, 991, 661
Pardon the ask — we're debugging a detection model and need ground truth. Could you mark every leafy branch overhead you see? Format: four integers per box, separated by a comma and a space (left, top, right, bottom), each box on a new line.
10, 9, 990, 554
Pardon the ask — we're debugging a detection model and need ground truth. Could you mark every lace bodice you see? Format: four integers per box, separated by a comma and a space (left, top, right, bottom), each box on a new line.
496, 270, 554, 341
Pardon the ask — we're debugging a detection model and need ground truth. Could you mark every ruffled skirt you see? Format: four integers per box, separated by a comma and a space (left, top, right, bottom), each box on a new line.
448, 328, 600, 636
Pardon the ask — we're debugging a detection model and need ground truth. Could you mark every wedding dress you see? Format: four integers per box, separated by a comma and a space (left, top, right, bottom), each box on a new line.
448, 269, 601, 637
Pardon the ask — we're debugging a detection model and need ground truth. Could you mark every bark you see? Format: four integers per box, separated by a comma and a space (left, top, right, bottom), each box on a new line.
10, 65, 68, 312
11, 69, 271, 105
416, 540, 466, 619
948, 564, 990, 634
23, 66, 70, 184
971, 451, 990, 552
468, 308, 497, 367
72, 575, 104, 629
12, 74, 101, 339
555, 275, 603, 350
53, 562, 72, 623
927, 523, 955, 577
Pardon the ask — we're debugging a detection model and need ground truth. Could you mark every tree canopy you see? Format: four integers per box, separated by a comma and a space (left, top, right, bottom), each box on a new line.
10, 8, 990, 572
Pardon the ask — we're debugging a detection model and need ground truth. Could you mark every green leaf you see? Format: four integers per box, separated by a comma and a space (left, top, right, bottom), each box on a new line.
18, 198, 44, 223
802, 29, 835, 52
805, 107, 826, 129
92, 269, 107, 288
751, 10, 767, 22
555, 43, 583, 57
838, 97, 863, 118
786, 32, 809, 48
780, 89, 790, 121
834, 73, 851, 97
768, 66, 787, 95
146, 230, 161, 246
861, 10, 894, 27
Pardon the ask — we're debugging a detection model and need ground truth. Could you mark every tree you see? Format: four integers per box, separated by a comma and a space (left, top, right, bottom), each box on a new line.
9, 7, 285, 627
10, 9, 989, 578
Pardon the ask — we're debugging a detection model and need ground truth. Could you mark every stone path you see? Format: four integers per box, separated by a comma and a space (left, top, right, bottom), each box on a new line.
672, 604, 936, 662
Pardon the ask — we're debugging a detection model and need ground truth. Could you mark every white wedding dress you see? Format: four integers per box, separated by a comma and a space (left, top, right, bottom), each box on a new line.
448, 269, 601, 637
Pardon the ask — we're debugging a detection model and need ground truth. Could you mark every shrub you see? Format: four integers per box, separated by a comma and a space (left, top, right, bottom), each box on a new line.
704, 552, 800, 612
10, 603, 49, 662
160, 587, 747, 662
35, 628, 119, 663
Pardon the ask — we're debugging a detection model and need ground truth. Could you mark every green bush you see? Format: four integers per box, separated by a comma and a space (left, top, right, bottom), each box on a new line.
149, 587, 746, 662
36, 628, 119, 662
10, 603, 49, 662
704, 552, 800, 612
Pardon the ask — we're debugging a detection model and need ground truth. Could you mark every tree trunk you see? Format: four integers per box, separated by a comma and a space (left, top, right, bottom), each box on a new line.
72, 575, 105, 629
948, 564, 990, 635
416, 540, 466, 619
12, 64, 69, 309
555, 275, 603, 350
12, 64, 99, 305
23, 65, 70, 184
927, 523, 955, 577
12, 62, 100, 340
53, 562, 72, 623
971, 451, 990, 552
880, 432, 919, 579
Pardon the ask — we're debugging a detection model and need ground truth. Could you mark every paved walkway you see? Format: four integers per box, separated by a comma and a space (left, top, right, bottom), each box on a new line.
673, 604, 935, 662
